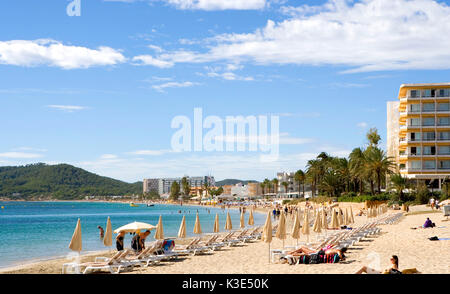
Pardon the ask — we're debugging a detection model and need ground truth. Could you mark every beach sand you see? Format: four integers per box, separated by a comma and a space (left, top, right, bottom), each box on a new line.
1, 204, 448, 274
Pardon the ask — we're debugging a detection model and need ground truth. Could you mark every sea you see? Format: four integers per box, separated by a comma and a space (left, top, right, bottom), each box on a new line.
0, 201, 265, 269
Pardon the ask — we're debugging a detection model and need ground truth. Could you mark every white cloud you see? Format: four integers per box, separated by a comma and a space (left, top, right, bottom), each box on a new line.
0, 39, 126, 69
0, 152, 44, 159
164, 0, 268, 10
100, 154, 118, 159
132, 55, 174, 68
357, 122, 368, 128
127, 149, 173, 156
152, 81, 199, 92
134, 0, 450, 73
46, 105, 88, 112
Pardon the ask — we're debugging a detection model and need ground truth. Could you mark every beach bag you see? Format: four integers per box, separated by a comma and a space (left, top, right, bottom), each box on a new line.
388, 269, 402, 275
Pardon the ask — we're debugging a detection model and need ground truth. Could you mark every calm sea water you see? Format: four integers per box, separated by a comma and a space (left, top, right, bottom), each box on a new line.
0, 201, 265, 268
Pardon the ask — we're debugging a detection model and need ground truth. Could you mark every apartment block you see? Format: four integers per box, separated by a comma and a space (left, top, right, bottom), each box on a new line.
388, 83, 450, 189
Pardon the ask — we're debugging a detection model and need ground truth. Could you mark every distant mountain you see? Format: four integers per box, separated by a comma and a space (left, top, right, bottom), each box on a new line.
0, 163, 142, 200
215, 179, 258, 186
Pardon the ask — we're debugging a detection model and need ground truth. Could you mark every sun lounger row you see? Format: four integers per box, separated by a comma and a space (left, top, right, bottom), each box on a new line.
62, 227, 263, 274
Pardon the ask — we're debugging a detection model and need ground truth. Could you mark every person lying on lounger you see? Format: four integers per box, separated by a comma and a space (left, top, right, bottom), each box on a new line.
287, 246, 347, 260
355, 255, 401, 274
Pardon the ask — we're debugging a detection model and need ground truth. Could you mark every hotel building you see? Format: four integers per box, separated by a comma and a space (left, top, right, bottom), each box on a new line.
143, 176, 216, 195
388, 83, 450, 189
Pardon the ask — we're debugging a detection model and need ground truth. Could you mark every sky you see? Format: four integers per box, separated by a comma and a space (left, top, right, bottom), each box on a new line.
1, 0, 450, 183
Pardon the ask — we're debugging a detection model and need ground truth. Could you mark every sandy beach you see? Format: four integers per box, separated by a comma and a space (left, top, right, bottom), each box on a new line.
1, 203, 448, 274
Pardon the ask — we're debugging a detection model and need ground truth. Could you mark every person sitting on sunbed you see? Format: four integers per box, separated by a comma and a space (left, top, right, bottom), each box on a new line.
355, 255, 401, 274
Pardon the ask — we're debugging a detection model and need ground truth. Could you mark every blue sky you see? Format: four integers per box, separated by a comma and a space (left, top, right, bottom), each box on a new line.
1, 0, 450, 182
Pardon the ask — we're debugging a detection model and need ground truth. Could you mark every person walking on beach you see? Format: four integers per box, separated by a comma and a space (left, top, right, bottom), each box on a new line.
430, 197, 435, 210
131, 233, 141, 253
116, 231, 125, 251
98, 226, 104, 239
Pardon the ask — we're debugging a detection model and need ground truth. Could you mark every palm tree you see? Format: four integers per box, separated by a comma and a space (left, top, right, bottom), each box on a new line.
281, 181, 289, 195
366, 147, 394, 194
306, 159, 321, 197
294, 170, 306, 197
272, 178, 279, 196
260, 182, 266, 196
263, 178, 271, 195
320, 170, 341, 197
390, 173, 407, 202
349, 147, 366, 195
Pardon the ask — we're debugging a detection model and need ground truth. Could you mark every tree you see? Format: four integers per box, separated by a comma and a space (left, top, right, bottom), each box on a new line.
181, 177, 191, 197
390, 173, 407, 202
170, 181, 180, 201
294, 170, 305, 197
272, 178, 279, 196
281, 181, 289, 194
349, 147, 366, 195
367, 127, 381, 147
365, 147, 394, 194
260, 182, 266, 196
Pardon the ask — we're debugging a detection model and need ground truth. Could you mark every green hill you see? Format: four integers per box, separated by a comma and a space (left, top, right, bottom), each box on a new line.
215, 179, 258, 186
0, 163, 142, 200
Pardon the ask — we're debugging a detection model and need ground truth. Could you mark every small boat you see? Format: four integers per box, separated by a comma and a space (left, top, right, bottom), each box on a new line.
147, 204, 154, 207
130, 203, 139, 207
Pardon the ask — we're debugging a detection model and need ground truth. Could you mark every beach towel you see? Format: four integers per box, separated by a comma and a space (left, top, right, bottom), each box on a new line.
438, 238, 450, 240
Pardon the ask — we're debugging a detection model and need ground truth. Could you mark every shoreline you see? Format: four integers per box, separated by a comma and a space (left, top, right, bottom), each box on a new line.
0, 201, 268, 272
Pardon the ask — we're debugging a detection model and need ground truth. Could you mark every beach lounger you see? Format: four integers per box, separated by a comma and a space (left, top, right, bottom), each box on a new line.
62, 250, 134, 274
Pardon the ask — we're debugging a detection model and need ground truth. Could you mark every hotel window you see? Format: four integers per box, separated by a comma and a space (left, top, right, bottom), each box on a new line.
410, 161, 421, 170
422, 117, 435, 126
423, 146, 436, 155
439, 160, 450, 169
439, 132, 450, 140
422, 103, 435, 112
423, 132, 435, 141
399, 164, 406, 169
410, 90, 420, 98
438, 117, 450, 126
438, 146, 450, 155
423, 160, 436, 169
422, 89, 432, 97
437, 103, 450, 111
410, 132, 421, 141
410, 118, 420, 126
410, 104, 421, 112
437, 89, 450, 97
410, 146, 421, 155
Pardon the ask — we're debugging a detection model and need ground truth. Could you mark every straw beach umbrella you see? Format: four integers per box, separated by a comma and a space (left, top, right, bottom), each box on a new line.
291, 211, 301, 245
312, 209, 322, 235
103, 217, 113, 248
194, 213, 202, 235
178, 216, 186, 239
248, 209, 254, 226
69, 218, 82, 253
213, 214, 220, 233
330, 209, 339, 229
240, 211, 245, 229
154, 215, 164, 240
275, 211, 287, 248
338, 208, 344, 226
343, 208, 349, 226
225, 211, 233, 231
349, 206, 355, 224
322, 209, 328, 230
302, 209, 310, 243
262, 211, 272, 263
